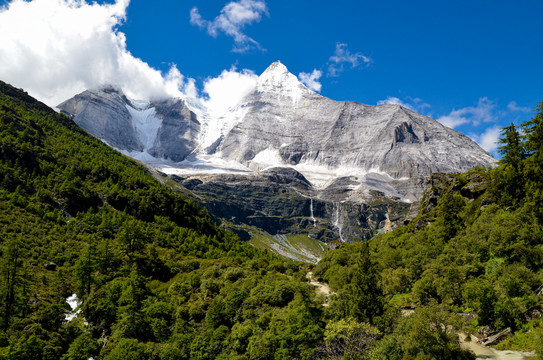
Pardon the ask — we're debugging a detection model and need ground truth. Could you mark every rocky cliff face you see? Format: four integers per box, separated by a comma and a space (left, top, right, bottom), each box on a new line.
58, 86, 199, 162
166, 167, 413, 243
57, 61, 496, 244
217, 62, 494, 180
58, 85, 141, 151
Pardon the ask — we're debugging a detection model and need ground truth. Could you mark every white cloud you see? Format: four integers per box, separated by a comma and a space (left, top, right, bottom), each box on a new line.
0, 0, 194, 107
298, 69, 322, 92
328, 43, 371, 77
202, 67, 258, 116
377, 96, 414, 110
190, 0, 268, 53
437, 113, 471, 129
470, 125, 502, 154
377, 96, 432, 114
437, 97, 495, 129
507, 101, 531, 113
408, 97, 431, 110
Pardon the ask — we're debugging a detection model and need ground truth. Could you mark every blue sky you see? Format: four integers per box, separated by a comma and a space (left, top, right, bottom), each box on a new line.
1, 0, 542, 157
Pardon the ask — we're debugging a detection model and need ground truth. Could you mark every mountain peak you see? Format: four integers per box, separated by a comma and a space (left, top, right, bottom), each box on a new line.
257, 61, 309, 102
263, 60, 287, 72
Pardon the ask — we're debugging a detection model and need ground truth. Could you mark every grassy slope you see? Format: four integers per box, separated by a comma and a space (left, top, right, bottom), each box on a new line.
247, 227, 328, 264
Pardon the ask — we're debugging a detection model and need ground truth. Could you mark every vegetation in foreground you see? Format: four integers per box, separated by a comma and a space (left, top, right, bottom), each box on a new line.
0, 81, 324, 359
1, 79, 543, 359
315, 100, 543, 357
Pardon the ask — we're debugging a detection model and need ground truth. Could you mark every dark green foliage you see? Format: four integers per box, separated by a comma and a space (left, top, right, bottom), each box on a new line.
437, 192, 465, 240
326, 243, 384, 325
315, 99, 543, 353
372, 306, 475, 360
462, 278, 497, 325
521, 100, 543, 155
103, 338, 149, 360
311, 317, 380, 360
492, 123, 526, 207
62, 333, 99, 360
498, 123, 525, 169
0, 82, 325, 359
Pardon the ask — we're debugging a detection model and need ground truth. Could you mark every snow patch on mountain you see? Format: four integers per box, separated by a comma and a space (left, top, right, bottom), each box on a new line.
125, 105, 161, 151
119, 149, 161, 163
251, 147, 284, 167
256, 61, 311, 104
289, 162, 398, 190
159, 154, 252, 176
198, 103, 251, 153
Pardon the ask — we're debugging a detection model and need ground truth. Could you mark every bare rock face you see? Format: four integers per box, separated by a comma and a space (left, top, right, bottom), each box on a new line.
58, 86, 141, 151
58, 87, 199, 162
57, 61, 496, 243
169, 167, 412, 243
217, 61, 495, 179
152, 98, 200, 162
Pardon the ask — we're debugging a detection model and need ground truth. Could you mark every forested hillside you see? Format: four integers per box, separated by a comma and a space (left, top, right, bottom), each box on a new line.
0, 81, 325, 359
2, 79, 543, 359
315, 101, 543, 357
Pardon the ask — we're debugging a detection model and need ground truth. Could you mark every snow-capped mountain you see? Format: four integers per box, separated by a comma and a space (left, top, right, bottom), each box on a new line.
57, 61, 496, 244
58, 85, 199, 162
58, 61, 494, 195
217, 62, 494, 179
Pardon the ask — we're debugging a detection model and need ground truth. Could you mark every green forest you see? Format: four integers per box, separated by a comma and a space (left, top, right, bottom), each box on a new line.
1, 79, 543, 359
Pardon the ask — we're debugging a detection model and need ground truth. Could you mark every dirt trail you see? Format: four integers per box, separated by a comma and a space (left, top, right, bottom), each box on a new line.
458, 333, 535, 359
307, 272, 334, 306
306, 273, 536, 358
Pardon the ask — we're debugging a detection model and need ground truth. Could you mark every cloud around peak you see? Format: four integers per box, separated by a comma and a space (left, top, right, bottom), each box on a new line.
201, 66, 258, 116
298, 69, 322, 92
190, 0, 269, 53
0, 0, 193, 106
437, 97, 496, 129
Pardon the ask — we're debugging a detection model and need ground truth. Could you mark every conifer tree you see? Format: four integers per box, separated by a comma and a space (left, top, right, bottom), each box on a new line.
1, 237, 22, 331
494, 123, 526, 206
521, 100, 543, 156
348, 242, 384, 324
520, 101, 543, 221
498, 123, 525, 170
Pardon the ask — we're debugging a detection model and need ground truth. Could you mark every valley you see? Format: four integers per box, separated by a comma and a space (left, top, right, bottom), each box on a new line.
58, 61, 495, 248
1, 70, 542, 359
0, 0, 541, 358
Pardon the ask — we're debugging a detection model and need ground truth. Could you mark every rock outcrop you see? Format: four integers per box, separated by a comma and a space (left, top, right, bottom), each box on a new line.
169, 167, 412, 243
217, 61, 495, 180
58, 86, 199, 162
57, 61, 496, 243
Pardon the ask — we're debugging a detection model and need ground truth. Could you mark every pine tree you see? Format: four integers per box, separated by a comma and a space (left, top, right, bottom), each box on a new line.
498, 123, 525, 171
1, 237, 22, 331
520, 101, 543, 220
75, 242, 96, 297
348, 242, 385, 324
521, 100, 543, 156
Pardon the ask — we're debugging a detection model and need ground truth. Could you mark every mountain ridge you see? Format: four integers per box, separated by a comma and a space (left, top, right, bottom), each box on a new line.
56, 61, 495, 242
58, 61, 495, 188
